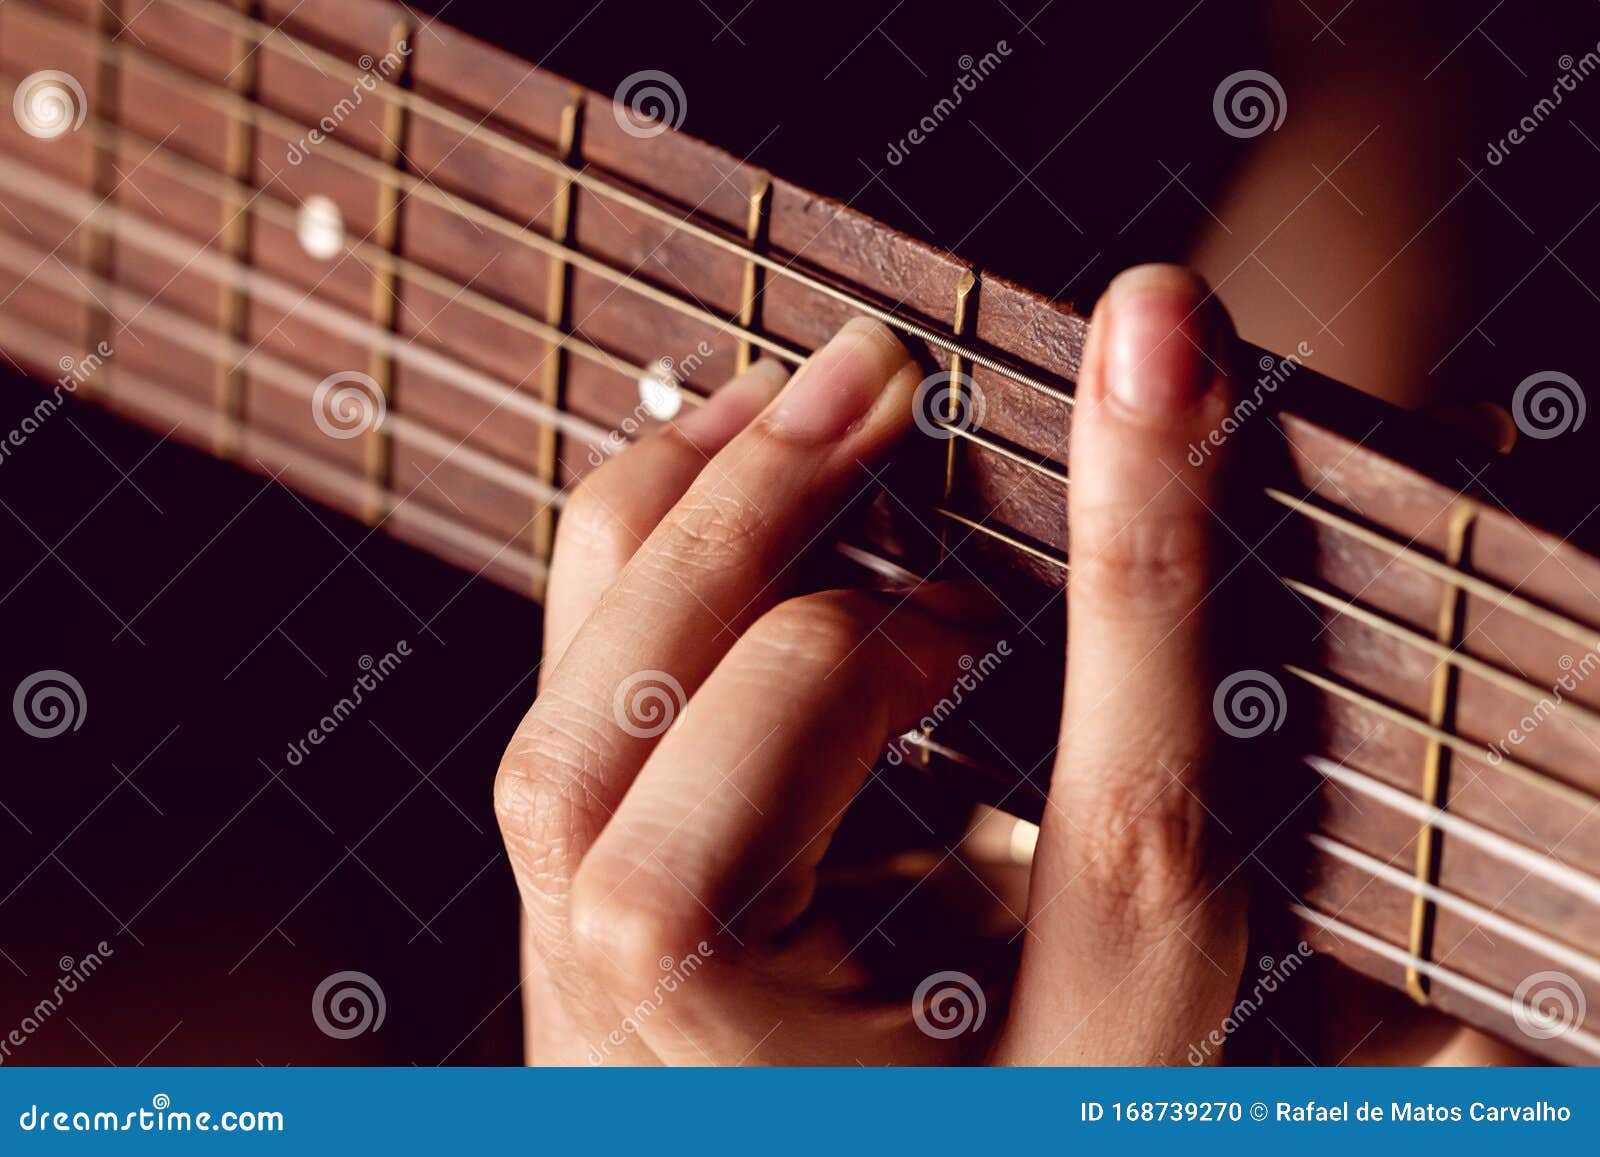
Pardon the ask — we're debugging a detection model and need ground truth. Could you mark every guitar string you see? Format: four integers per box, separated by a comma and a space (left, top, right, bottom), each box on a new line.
6, 139, 1600, 820
151, 0, 1076, 403
14, 0, 1071, 404
7, 180, 1600, 1001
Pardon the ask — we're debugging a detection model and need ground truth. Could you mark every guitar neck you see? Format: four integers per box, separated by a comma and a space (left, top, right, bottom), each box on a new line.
1, 0, 1598, 1064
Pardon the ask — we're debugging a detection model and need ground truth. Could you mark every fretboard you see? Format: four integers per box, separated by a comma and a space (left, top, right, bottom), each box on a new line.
1, 0, 1598, 1064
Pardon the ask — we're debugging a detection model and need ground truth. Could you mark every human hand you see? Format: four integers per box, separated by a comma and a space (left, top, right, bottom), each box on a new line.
495, 264, 1249, 1064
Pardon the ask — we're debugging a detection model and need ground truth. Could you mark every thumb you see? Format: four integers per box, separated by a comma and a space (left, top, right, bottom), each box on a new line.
998, 264, 1248, 1064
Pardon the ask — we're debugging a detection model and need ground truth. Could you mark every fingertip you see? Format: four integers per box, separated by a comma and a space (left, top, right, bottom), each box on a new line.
1088, 264, 1234, 421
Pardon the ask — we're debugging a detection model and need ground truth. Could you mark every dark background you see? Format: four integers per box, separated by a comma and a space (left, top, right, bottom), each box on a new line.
2, 0, 1597, 1064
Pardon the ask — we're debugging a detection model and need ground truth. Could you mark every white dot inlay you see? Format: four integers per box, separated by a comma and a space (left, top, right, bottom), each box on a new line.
296, 195, 346, 261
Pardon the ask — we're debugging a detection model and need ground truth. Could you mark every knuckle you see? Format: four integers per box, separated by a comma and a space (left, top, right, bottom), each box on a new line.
553, 477, 643, 578
569, 867, 717, 1003
742, 593, 871, 673
656, 489, 770, 569
1072, 775, 1214, 928
1071, 508, 1211, 614
494, 710, 610, 903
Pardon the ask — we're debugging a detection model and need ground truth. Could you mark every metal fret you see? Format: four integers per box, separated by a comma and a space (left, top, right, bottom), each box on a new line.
361, 17, 415, 526
531, 87, 585, 591
1405, 501, 1477, 1004
78, 0, 120, 390
213, 0, 261, 459
734, 173, 772, 375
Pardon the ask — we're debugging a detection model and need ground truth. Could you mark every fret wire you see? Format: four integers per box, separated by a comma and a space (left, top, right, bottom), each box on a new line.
77, 0, 121, 401
735, 173, 772, 375
361, 14, 416, 526
1287, 664, 1600, 811
212, 0, 260, 459
532, 87, 585, 580
5, 9, 807, 368
1283, 578, 1600, 735
1406, 501, 1475, 1004
1308, 833, 1600, 985
82, 0, 1074, 404
1291, 903, 1600, 1063
1266, 486, 1600, 652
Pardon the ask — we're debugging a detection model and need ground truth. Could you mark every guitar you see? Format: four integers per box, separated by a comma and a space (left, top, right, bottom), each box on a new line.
1, 0, 1596, 1064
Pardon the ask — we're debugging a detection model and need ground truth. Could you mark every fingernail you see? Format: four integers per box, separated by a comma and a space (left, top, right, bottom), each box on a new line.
1103, 265, 1219, 417
769, 317, 910, 443
674, 359, 788, 450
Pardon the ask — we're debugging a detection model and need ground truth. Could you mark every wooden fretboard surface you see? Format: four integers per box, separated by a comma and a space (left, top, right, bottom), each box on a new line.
2, 0, 1599, 1063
